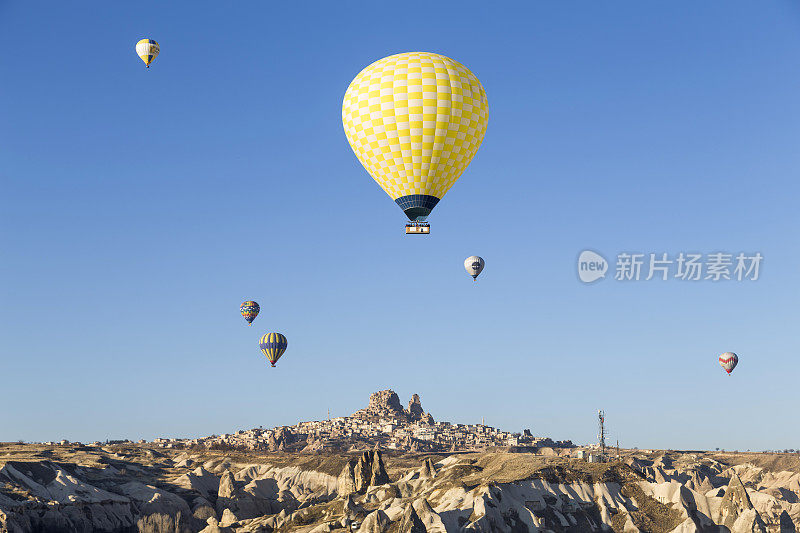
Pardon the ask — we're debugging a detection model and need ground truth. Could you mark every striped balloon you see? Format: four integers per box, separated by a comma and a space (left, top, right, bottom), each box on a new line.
718, 352, 738, 375
240, 301, 260, 325
260, 333, 287, 367
135, 39, 159, 68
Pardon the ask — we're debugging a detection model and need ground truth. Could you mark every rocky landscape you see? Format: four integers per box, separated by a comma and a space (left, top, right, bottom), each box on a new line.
1, 441, 799, 532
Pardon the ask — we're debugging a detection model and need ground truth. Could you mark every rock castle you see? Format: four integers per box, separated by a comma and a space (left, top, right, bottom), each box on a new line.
149, 389, 573, 453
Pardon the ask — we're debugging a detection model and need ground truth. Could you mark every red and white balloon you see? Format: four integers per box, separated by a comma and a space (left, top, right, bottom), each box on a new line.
718, 352, 739, 375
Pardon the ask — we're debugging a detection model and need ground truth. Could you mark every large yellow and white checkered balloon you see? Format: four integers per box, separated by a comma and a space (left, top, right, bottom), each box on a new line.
342, 52, 488, 221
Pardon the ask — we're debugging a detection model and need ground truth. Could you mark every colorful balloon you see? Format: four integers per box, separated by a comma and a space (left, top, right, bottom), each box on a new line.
240, 301, 260, 325
342, 52, 488, 225
260, 333, 287, 367
136, 39, 159, 68
464, 256, 485, 281
718, 352, 738, 375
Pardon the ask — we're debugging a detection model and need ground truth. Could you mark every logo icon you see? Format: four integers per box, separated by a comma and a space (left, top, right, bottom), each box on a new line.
578, 250, 608, 283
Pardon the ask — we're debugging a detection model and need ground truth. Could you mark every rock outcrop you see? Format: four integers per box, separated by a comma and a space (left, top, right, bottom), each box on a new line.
406, 394, 436, 425
420, 457, 437, 479
351, 389, 435, 425
266, 427, 295, 451
718, 472, 767, 531
352, 390, 405, 420
399, 502, 427, 532
407, 394, 425, 420
360, 509, 390, 532
337, 450, 391, 496
174, 466, 220, 499
119, 481, 197, 533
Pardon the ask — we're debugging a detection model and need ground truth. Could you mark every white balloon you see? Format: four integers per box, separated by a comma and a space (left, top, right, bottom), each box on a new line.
464, 256, 485, 280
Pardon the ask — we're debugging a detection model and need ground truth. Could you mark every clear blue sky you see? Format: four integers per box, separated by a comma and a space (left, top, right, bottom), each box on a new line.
2, 1, 799, 451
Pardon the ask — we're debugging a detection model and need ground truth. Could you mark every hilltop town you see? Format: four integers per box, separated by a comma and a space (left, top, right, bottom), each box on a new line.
143, 390, 574, 453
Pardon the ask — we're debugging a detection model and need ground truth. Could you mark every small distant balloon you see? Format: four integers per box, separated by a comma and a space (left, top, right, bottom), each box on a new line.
136, 39, 159, 68
240, 301, 260, 325
260, 333, 287, 367
718, 352, 738, 375
464, 256, 485, 281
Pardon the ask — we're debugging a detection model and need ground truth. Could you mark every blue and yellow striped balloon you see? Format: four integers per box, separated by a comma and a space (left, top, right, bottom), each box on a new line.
240, 301, 260, 325
259, 332, 287, 367
135, 38, 159, 68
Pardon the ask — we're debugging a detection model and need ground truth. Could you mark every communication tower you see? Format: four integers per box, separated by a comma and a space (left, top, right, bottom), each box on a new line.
598, 410, 606, 460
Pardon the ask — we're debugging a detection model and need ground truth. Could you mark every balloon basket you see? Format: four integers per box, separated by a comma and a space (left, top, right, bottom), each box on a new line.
405, 222, 430, 235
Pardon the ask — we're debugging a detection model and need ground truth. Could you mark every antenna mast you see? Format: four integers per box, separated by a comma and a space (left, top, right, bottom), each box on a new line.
598, 410, 606, 460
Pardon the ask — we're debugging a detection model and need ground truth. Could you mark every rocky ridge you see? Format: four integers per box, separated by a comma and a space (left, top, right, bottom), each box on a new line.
2, 443, 799, 532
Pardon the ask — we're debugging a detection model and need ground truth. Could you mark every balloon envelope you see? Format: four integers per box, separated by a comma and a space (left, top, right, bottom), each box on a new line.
464, 256, 485, 280
718, 352, 738, 374
342, 52, 488, 221
136, 39, 159, 67
260, 332, 287, 367
240, 301, 260, 324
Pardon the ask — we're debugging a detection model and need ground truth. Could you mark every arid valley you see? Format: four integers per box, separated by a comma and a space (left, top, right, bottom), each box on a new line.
2, 391, 798, 532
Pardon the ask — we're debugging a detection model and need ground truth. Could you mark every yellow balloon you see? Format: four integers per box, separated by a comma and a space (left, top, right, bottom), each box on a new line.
136, 39, 159, 68
342, 52, 488, 222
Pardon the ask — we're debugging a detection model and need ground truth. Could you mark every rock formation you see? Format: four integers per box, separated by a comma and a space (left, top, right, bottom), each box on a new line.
399, 502, 427, 532
360, 509, 390, 532
420, 457, 437, 479
266, 427, 294, 451
351, 389, 435, 425
337, 450, 390, 496
402, 393, 435, 425
352, 390, 405, 420
407, 394, 424, 419
718, 471, 767, 531
2, 441, 800, 532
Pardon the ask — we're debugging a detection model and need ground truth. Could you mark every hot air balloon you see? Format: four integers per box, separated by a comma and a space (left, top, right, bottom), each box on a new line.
136, 39, 159, 68
342, 52, 489, 235
718, 352, 738, 375
260, 333, 287, 367
464, 256, 484, 281
240, 301, 260, 325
